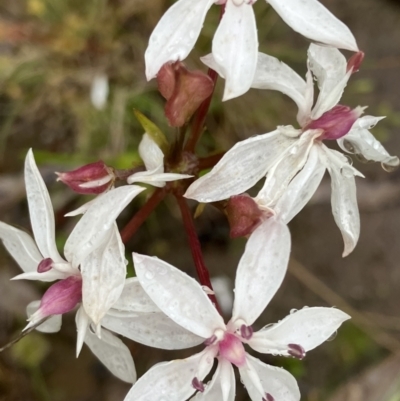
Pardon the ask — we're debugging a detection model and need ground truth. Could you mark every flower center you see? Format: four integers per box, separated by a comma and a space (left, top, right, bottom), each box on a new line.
218, 332, 246, 367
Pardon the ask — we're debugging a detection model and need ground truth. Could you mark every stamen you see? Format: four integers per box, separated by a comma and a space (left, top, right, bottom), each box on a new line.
262, 393, 275, 401
240, 324, 253, 340
204, 335, 217, 346
192, 377, 205, 392
37, 258, 53, 273
288, 343, 306, 360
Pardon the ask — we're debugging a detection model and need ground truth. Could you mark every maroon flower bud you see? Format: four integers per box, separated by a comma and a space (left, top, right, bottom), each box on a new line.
306, 105, 363, 140
226, 194, 264, 238
56, 161, 114, 195
157, 61, 214, 127
347, 51, 364, 74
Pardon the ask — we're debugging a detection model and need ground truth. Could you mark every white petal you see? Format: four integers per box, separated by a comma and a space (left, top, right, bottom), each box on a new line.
338, 118, 400, 167
81, 225, 126, 325
249, 307, 350, 355
64, 185, 145, 267
24, 149, 64, 263
111, 277, 160, 313
185, 130, 295, 202
256, 130, 316, 207
267, 0, 358, 51
84, 327, 136, 383
65, 196, 98, 217
231, 218, 291, 326
133, 253, 225, 338
239, 354, 300, 401
212, 1, 257, 100
26, 300, 62, 333
12, 270, 67, 282
0, 222, 42, 272
274, 145, 326, 224
102, 311, 204, 350
139, 133, 164, 173
145, 0, 214, 80
319, 146, 361, 257
124, 348, 215, 401
191, 359, 235, 401
127, 171, 192, 187
75, 306, 89, 357
308, 44, 350, 119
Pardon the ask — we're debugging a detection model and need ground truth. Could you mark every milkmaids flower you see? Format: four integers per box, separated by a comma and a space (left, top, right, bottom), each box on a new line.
123, 224, 349, 401
145, 0, 358, 100
186, 44, 399, 256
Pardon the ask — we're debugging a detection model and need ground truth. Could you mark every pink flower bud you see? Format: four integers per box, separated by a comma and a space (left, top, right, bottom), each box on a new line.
157, 61, 214, 127
36, 275, 82, 319
347, 51, 364, 74
226, 194, 264, 238
306, 105, 363, 140
56, 161, 114, 194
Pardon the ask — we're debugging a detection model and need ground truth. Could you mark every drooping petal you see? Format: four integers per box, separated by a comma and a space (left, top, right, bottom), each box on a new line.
80, 225, 126, 326
256, 129, 317, 207
0, 222, 42, 272
249, 307, 350, 355
338, 117, 400, 168
124, 348, 215, 401
127, 171, 192, 187
267, 0, 358, 51
191, 358, 235, 401
24, 149, 64, 263
274, 146, 326, 224
26, 300, 62, 333
231, 218, 291, 326
212, 0, 258, 100
84, 327, 136, 383
75, 306, 89, 357
139, 133, 164, 173
239, 354, 300, 401
133, 253, 225, 338
319, 146, 362, 257
307, 44, 351, 119
64, 185, 145, 267
102, 311, 204, 350
144, 0, 214, 80
111, 277, 160, 314
185, 130, 296, 202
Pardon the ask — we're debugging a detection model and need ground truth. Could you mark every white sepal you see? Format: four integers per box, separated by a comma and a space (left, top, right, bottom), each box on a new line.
212, 1, 258, 100
26, 300, 62, 333
133, 253, 225, 338
76, 306, 89, 357
64, 185, 145, 267
84, 327, 136, 383
144, 0, 214, 80
266, 0, 358, 51
231, 218, 290, 326
0, 222, 42, 273
80, 225, 126, 326
239, 354, 300, 401
102, 311, 204, 350
24, 149, 64, 263
124, 348, 215, 401
249, 307, 350, 355
184, 130, 295, 202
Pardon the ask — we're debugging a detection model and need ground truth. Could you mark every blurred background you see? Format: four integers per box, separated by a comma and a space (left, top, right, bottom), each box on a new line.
0, 0, 400, 400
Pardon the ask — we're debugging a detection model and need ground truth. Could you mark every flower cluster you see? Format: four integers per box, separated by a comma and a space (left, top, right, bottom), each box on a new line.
0, 0, 398, 400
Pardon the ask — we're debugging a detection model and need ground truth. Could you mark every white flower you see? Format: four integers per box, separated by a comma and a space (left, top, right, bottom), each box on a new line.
145, 0, 358, 101
123, 226, 349, 401
186, 44, 399, 256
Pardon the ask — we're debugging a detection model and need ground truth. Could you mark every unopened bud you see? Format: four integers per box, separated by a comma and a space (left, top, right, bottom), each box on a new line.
56, 161, 114, 194
347, 51, 364, 73
307, 105, 363, 140
157, 61, 214, 127
226, 194, 264, 238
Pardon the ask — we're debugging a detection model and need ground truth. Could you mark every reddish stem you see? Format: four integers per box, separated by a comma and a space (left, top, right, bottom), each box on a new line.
121, 188, 166, 244
175, 195, 221, 312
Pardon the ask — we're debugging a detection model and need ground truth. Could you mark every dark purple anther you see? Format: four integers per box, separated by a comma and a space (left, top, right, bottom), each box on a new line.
306, 105, 362, 140
288, 343, 306, 360
204, 334, 217, 346
192, 377, 205, 393
240, 324, 253, 340
347, 51, 365, 73
262, 393, 275, 401
37, 258, 53, 273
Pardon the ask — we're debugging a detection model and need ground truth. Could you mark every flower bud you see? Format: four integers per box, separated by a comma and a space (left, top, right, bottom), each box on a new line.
307, 105, 364, 140
56, 161, 114, 194
225, 194, 264, 238
157, 61, 214, 127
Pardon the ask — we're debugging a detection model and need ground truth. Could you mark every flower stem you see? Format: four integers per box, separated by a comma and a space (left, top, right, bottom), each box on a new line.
121, 188, 166, 244
175, 195, 221, 312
